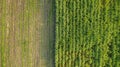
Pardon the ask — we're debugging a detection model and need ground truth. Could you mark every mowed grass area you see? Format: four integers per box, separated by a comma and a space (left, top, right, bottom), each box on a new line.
0, 0, 39, 67
55, 0, 120, 67
0, 0, 55, 67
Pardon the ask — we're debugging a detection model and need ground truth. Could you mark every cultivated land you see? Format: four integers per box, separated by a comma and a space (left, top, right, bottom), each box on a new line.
0, 0, 55, 67
1, 0, 120, 67
55, 0, 120, 67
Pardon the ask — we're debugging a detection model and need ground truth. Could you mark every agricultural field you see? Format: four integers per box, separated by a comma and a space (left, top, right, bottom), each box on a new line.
0, 0, 120, 67
55, 0, 120, 67
0, 0, 55, 67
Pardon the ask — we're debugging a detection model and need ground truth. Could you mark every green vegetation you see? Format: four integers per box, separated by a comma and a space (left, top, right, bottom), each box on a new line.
0, 0, 7, 67
0, 0, 120, 67
55, 0, 120, 67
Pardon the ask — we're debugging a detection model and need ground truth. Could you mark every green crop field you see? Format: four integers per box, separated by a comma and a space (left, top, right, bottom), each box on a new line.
0, 0, 120, 67
55, 0, 120, 67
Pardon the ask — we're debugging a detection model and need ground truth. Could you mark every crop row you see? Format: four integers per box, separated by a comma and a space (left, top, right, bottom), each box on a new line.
55, 0, 120, 67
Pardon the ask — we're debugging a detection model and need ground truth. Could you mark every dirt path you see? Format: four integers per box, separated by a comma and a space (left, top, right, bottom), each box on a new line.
0, 0, 55, 67
39, 0, 55, 67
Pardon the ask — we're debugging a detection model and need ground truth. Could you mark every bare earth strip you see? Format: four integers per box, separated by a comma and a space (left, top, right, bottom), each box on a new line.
0, 0, 55, 67
39, 0, 55, 67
